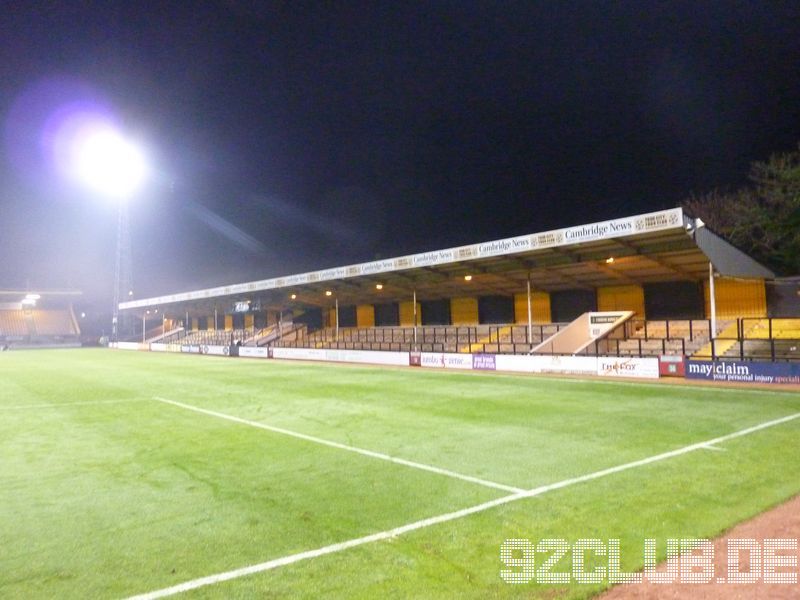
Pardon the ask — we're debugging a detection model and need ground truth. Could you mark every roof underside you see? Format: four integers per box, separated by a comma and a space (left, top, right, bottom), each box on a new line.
120, 209, 774, 317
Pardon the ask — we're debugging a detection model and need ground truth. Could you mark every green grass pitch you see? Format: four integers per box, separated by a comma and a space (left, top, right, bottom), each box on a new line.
1, 349, 799, 598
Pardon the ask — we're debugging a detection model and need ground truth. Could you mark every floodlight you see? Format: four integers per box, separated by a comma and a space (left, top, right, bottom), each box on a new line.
463, 275, 473, 281
25, 293, 41, 300
70, 125, 148, 199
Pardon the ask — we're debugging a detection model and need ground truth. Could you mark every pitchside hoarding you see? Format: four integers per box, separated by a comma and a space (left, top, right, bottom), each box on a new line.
686, 360, 800, 384
238, 347, 269, 359
119, 343, 661, 379
597, 357, 660, 379
272, 347, 409, 366
421, 353, 659, 378
420, 352, 474, 370
199, 345, 229, 356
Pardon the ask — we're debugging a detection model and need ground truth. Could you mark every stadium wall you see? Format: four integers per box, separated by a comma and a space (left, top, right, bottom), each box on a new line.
597, 285, 645, 316
704, 278, 767, 319
551, 289, 597, 322
421, 299, 450, 325
398, 301, 419, 326
514, 291, 551, 324
356, 304, 375, 327
450, 297, 478, 325
177, 277, 781, 333
478, 295, 515, 324
644, 281, 704, 319
375, 303, 400, 326
767, 279, 800, 317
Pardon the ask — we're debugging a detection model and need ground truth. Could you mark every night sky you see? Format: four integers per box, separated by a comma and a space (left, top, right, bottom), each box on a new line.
1, 2, 799, 310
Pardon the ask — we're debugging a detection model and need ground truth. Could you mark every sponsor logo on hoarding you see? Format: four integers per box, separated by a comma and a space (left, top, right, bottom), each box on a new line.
686, 360, 800, 384
564, 219, 633, 242
413, 249, 454, 266
239, 347, 269, 358
420, 353, 473, 369
598, 359, 639, 374
199, 345, 229, 356
597, 357, 659, 379
477, 237, 531, 256
421, 353, 445, 368
473, 354, 497, 370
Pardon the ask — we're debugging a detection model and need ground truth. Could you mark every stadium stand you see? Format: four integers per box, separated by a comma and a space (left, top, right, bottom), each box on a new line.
119, 208, 800, 363
274, 318, 721, 358
277, 324, 565, 354
149, 322, 308, 348
609, 318, 717, 357
31, 309, 78, 336
0, 309, 28, 337
694, 317, 800, 361
0, 300, 81, 348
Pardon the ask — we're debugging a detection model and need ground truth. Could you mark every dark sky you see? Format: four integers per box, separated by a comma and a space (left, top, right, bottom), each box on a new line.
1, 1, 799, 307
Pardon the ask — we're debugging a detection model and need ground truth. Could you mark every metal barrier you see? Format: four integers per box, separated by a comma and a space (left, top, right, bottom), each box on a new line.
705, 338, 800, 362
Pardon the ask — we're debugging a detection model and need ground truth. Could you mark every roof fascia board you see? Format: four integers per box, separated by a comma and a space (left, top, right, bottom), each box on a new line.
120, 208, 684, 310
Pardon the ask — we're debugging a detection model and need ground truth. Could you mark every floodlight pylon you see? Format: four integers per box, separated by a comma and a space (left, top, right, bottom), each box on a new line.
112, 201, 133, 342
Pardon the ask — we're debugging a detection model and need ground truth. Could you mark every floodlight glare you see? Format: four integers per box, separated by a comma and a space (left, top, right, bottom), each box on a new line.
71, 126, 148, 199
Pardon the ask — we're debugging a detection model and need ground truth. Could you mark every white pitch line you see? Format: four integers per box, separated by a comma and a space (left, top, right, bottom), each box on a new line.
0, 398, 146, 411
128, 410, 800, 600
700, 444, 726, 452
152, 396, 523, 494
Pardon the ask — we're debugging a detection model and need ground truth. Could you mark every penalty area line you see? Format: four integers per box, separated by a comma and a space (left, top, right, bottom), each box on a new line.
127, 410, 800, 600
152, 396, 523, 494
